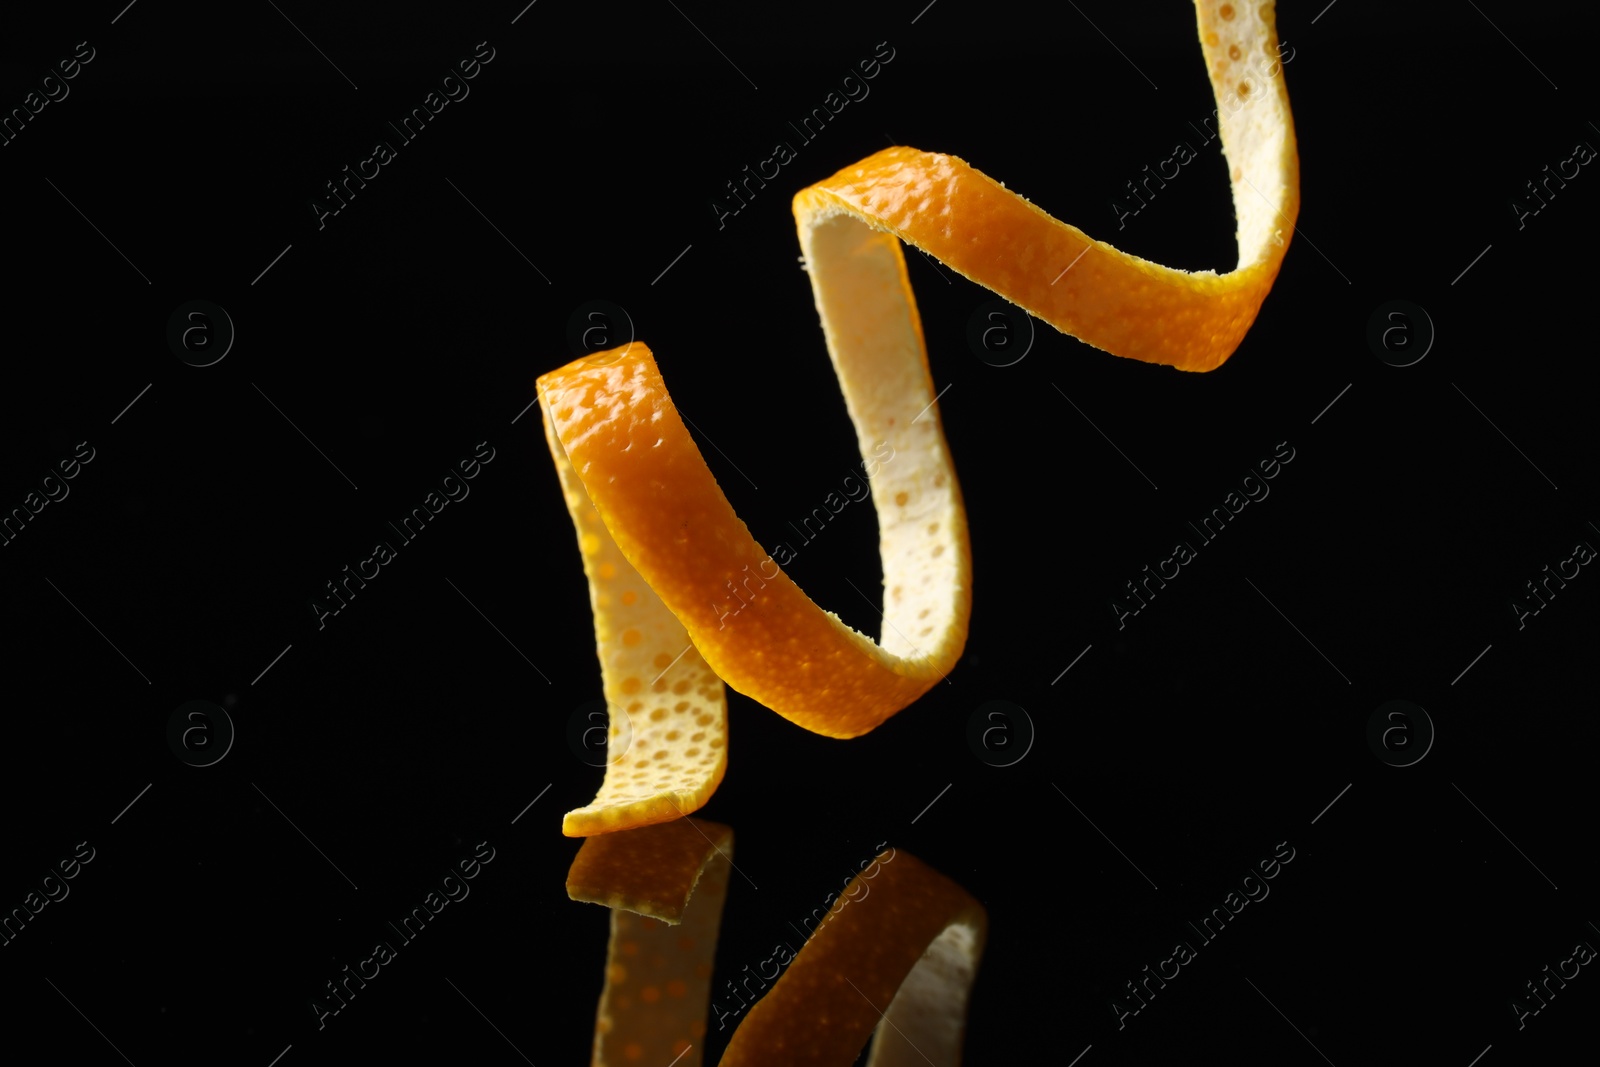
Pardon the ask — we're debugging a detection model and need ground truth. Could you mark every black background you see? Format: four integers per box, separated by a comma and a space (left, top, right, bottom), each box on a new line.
1, 2, 1595, 1065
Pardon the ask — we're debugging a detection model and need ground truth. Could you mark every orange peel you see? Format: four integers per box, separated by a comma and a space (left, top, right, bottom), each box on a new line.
542, 389, 732, 836
798, 0, 1298, 373
568, 829, 987, 1066
567, 817, 735, 1066
541, 0, 1297, 836
717, 847, 986, 1067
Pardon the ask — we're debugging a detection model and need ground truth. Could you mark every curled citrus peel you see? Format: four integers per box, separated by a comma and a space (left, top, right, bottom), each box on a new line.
541, 0, 1296, 836
567, 818, 735, 1066
542, 396, 731, 836
797, 0, 1298, 373
716, 847, 986, 1067
567, 823, 986, 1067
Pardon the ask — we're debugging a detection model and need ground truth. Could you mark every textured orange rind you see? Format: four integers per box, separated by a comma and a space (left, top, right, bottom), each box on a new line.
794, 1, 1297, 373
542, 0, 1297, 836
568, 817, 735, 1067
570, 830, 986, 1067
718, 847, 987, 1067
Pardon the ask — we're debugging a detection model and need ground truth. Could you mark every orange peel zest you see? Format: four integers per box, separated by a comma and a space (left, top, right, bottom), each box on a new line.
717, 847, 987, 1067
795, 0, 1297, 373
567, 817, 735, 1066
569, 830, 987, 1067
542, 0, 1297, 836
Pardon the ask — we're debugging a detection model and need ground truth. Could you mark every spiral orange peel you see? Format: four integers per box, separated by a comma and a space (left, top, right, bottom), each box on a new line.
541, 0, 1296, 836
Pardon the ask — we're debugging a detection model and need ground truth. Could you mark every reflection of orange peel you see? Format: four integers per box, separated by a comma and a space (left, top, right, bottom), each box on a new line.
540, 0, 1297, 836
567, 820, 987, 1067
718, 847, 986, 1067
567, 818, 735, 1065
